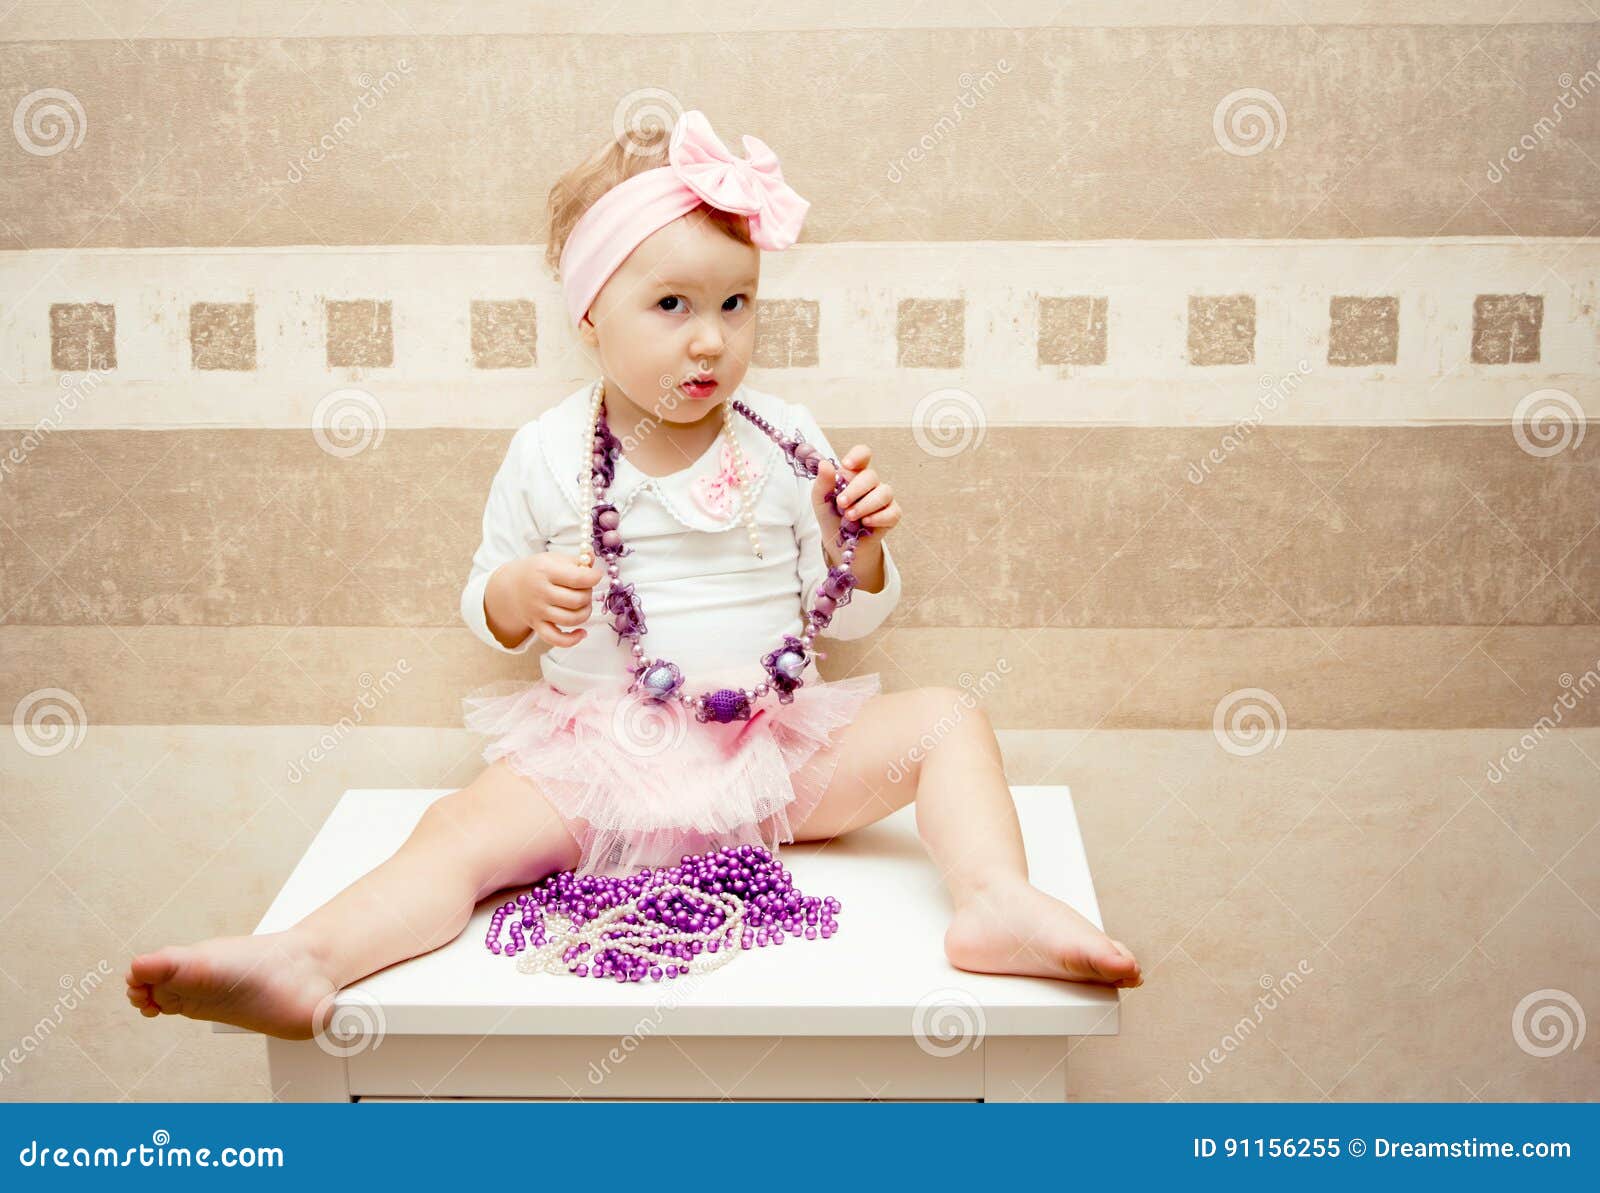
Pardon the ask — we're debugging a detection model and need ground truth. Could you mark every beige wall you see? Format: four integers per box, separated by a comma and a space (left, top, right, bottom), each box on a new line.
1, 4, 1596, 1100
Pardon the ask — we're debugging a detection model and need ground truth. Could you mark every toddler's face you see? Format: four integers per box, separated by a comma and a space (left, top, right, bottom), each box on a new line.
578, 207, 760, 424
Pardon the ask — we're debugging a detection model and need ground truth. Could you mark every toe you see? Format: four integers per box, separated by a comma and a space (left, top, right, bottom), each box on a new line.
130, 948, 182, 988
1093, 944, 1137, 982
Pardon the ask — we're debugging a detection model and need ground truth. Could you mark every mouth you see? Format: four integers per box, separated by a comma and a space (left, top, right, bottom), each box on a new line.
679, 376, 719, 399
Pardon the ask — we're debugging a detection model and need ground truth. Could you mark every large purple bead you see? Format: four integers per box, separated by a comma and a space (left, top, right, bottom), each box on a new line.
703, 688, 749, 724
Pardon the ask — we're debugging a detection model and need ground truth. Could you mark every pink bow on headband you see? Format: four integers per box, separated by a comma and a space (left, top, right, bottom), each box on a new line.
691, 442, 763, 521
668, 110, 809, 252
559, 110, 811, 327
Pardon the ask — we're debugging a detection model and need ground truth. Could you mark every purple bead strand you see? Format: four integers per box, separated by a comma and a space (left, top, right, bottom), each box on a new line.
483, 844, 843, 980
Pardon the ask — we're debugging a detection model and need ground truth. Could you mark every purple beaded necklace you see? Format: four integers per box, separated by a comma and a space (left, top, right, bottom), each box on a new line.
484, 842, 843, 981
576, 378, 873, 724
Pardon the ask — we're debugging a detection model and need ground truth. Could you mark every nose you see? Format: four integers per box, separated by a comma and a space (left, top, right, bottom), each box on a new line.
689, 312, 724, 357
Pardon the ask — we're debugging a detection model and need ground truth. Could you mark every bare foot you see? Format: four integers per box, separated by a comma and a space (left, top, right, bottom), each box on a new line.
943, 877, 1143, 988
125, 931, 338, 1040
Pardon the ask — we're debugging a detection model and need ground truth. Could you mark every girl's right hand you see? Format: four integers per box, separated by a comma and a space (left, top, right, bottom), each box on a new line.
513, 552, 605, 648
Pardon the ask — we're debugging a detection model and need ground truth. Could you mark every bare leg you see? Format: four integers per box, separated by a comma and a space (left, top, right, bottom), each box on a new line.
125, 760, 581, 1039
788, 686, 1142, 988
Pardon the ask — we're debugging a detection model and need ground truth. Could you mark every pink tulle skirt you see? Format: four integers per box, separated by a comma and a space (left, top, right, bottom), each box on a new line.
460, 669, 881, 877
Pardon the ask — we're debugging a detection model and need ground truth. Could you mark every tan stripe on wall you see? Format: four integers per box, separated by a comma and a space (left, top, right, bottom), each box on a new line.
2, 426, 1594, 631
2, 23, 1597, 245
3, 625, 1597, 730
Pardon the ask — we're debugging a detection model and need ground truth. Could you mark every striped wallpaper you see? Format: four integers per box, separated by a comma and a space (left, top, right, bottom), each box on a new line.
2, 4, 1597, 1103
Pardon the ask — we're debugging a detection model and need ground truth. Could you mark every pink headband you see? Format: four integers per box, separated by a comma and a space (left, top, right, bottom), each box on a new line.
559, 109, 810, 328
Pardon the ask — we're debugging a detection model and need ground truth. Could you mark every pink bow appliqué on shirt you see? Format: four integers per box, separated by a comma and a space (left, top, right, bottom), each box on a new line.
690, 442, 761, 521
670, 110, 810, 252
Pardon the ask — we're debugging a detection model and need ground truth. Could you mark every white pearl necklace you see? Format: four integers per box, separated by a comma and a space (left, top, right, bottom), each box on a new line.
576, 378, 763, 567
515, 882, 748, 978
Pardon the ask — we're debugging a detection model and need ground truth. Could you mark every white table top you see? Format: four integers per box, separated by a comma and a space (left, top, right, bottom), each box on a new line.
216, 785, 1119, 1038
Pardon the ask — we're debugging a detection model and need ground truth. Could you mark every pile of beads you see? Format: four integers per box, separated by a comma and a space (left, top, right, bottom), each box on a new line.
483, 843, 843, 982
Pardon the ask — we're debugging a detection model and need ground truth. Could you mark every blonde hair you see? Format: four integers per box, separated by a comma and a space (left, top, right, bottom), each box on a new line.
544, 118, 753, 281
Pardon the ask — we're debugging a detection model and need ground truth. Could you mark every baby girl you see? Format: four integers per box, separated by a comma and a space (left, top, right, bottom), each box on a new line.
126, 108, 1141, 1039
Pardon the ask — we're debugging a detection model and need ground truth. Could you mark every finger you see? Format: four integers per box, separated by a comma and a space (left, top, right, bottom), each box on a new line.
552, 557, 604, 588
544, 584, 597, 613
862, 499, 900, 527
812, 459, 841, 506
536, 620, 587, 648
841, 485, 890, 521
836, 469, 878, 511
843, 444, 872, 469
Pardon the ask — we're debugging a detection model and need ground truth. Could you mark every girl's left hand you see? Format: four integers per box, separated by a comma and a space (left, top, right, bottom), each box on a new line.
812, 444, 901, 543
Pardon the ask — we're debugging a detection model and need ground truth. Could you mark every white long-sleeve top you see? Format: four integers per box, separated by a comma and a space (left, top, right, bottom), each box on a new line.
460, 380, 903, 695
